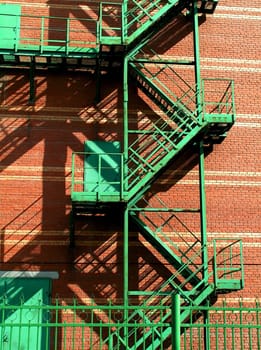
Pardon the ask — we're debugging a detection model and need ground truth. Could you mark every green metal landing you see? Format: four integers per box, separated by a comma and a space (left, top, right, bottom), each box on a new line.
0, 4, 99, 60
0, 1, 219, 60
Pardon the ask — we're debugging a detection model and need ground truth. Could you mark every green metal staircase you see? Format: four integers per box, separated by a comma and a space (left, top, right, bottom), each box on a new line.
71, 60, 235, 204
0, 1, 218, 60
102, 236, 243, 349
100, 0, 218, 45
0, 1, 244, 349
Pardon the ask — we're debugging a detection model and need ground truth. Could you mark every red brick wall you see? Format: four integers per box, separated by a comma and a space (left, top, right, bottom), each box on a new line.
0, 0, 260, 307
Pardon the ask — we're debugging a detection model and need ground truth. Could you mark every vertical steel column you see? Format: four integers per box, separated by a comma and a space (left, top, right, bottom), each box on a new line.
123, 206, 129, 347
199, 142, 208, 283
203, 300, 211, 350
122, 0, 128, 43
194, 6, 209, 348
123, 55, 129, 347
123, 56, 129, 194
172, 294, 181, 350
193, 0, 208, 283
193, 1, 203, 121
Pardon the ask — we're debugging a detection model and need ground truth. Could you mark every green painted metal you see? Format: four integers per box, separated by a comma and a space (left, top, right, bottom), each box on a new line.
213, 239, 244, 291
0, 298, 259, 350
123, 206, 129, 348
71, 142, 125, 203
180, 300, 261, 350
0, 278, 51, 350
172, 294, 181, 350
123, 56, 129, 195
199, 142, 209, 284
1, 1, 245, 348
84, 141, 121, 193
0, 10, 99, 57
0, 1, 220, 57
0, 4, 21, 50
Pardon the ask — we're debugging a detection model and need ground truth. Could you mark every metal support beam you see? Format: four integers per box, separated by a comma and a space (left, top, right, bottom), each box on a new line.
123, 53, 129, 347
204, 300, 211, 350
123, 55, 129, 192
193, 0, 208, 283
193, 0, 203, 122
172, 294, 181, 350
129, 58, 195, 65
123, 206, 129, 348
122, 1, 128, 44
199, 141, 208, 282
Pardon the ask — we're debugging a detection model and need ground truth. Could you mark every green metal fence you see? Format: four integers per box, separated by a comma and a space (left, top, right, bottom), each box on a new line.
180, 300, 261, 350
0, 298, 260, 350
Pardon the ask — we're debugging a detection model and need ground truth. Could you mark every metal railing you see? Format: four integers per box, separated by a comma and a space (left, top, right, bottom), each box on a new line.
0, 298, 260, 350
0, 299, 171, 350
180, 300, 261, 350
213, 238, 244, 290
202, 78, 235, 119
0, 13, 99, 54
99, 2, 124, 44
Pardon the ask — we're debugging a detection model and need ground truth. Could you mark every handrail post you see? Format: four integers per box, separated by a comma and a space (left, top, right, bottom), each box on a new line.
66, 17, 70, 55
193, 1, 203, 123
99, 2, 103, 42
40, 16, 44, 53
15, 14, 19, 52
122, 1, 128, 43
123, 206, 129, 348
172, 293, 180, 350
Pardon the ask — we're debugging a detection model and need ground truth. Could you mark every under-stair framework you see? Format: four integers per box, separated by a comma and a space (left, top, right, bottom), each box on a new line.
0, 1, 245, 349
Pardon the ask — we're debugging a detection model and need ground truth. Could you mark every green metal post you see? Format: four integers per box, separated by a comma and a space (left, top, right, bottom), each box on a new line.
203, 300, 210, 350
172, 294, 180, 350
123, 55, 129, 194
123, 54, 129, 347
194, 0, 208, 283
193, 0, 203, 122
122, 0, 128, 43
199, 141, 208, 283
123, 206, 129, 348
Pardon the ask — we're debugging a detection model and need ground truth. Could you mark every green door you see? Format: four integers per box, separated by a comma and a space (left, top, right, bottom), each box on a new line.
0, 278, 51, 350
0, 4, 21, 49
84, 140, 122, 196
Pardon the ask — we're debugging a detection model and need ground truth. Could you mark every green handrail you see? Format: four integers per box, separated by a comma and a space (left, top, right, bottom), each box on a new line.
0, 12, 99, 55
213, 238, 244, 290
